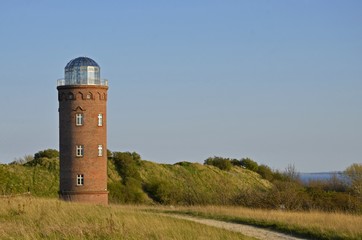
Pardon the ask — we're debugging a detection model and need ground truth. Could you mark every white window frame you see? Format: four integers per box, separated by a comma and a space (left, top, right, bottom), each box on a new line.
75, 113, 83, 126
77, 174, 84, 186
76, 145, 84, 157
98, 144, 103, 157
98, 113, 103, 126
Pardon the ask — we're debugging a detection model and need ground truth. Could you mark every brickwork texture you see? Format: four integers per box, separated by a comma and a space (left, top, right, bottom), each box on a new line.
58, 85, 108, 204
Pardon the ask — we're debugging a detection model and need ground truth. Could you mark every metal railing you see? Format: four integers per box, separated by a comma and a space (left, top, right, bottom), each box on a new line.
57, 79, 108, 86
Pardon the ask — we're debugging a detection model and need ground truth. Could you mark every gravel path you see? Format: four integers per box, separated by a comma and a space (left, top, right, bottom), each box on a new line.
164, 214, 308, 240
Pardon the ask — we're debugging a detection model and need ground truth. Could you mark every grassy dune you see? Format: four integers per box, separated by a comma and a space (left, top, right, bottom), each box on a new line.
1, 159, 270, 205
0, 197, 252, 240
164, 206, 362, 240
138, 161, 270, 205
0, 164, 59, 197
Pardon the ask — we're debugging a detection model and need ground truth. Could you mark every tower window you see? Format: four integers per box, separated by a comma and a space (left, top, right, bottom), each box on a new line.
75, 113, 83, 126
98, 114, 103, 126
76, 145, 84, 157
77, 174, 84, 186
98, 145, 103, 157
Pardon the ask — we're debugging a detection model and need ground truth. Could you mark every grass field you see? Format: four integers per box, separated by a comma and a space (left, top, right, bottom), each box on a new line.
1, 196, 362, 239
0, 196, 252, 240
161, 205, 362, 240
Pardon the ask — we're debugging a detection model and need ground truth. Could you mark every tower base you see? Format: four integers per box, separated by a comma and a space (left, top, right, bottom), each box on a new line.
59, 191, 108, 205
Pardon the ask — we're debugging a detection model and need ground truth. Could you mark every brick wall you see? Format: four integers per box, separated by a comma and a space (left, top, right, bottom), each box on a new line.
58, 85, 108, 205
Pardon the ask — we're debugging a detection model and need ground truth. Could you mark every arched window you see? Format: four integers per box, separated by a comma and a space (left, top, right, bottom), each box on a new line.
98, 114, 103, 126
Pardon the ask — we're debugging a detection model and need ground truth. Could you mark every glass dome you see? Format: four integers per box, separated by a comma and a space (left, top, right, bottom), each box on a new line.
63, 57, 103, 85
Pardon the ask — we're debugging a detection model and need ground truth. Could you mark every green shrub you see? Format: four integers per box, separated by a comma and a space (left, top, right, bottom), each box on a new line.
204, 157, 232, 171
108, 182, 125, 203
240, 158, 258, 172
34, 149, 59, 160
110, 151, 150, 204
257, 164, 273, 181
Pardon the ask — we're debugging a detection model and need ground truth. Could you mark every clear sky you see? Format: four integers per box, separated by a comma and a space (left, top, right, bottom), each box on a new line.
0, 0, 361, 172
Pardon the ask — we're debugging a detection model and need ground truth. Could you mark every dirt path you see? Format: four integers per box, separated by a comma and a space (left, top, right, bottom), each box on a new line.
163, 214, 307, 240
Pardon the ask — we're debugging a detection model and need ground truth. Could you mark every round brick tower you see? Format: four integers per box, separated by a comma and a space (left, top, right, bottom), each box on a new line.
57, 57, 108, 204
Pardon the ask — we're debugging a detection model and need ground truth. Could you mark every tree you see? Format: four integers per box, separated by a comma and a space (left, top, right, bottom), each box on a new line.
345, 163, 362, 198
284, 163, 300, 182
34, 149, 59, 159
240, 158, 258, 172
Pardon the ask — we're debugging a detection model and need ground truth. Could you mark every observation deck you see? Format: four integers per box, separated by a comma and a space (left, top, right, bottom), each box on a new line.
57, 78, 108, 86
57, 56, 108, 86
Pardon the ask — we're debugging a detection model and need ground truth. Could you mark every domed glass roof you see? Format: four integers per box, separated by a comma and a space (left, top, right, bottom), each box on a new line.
65, 57, 100, 70
63, 57, 102, 85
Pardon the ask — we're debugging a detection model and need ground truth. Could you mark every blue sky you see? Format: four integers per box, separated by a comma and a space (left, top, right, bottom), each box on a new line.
0, 1, 361, 172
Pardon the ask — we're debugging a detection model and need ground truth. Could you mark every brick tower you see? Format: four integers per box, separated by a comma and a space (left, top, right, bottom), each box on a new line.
57, 57, 108, 204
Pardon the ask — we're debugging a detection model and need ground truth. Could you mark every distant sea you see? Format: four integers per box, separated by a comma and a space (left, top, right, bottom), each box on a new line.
299, 172, 346, 183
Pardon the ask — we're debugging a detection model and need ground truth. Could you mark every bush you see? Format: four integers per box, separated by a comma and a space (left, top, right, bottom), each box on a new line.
257, 164, 273, 181
240, 158, 258, 172
108, 182, 125, 203
110, 151, 150, 204
345, 163, 362, 198
113, 151, 141, 183
34, 149, 59, 159
24, 157, 59, 172
230, 159, 242, 167
204, 157, 232, 171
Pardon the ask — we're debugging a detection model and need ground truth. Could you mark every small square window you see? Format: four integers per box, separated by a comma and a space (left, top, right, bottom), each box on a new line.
76, 113, 83, 126
76, 145, 84, 157
77, 174, 84, 186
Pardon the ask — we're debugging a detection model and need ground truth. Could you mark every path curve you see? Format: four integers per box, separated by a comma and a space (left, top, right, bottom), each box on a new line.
163, 214, 308, 240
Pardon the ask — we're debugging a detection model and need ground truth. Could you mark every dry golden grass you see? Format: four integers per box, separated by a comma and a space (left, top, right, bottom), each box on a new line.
3, 197, 361, 239
0, 197, 252, 240
166, 205, 362, 239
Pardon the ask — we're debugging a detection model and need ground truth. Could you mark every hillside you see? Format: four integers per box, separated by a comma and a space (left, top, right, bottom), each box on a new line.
0, 160, 59, 197
138, 161, 270, 205
0, 157, 270, 205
